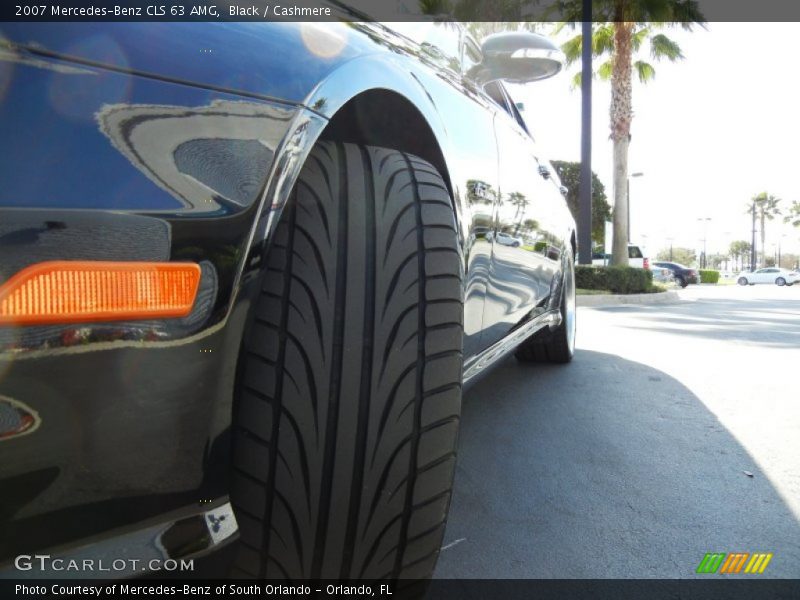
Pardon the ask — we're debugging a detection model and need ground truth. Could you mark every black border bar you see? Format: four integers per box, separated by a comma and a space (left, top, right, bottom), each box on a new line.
3, 0, 800, 22
2, 579, 800, 600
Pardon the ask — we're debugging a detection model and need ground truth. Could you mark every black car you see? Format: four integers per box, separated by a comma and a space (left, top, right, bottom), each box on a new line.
652, 262, 699, 287
0, 21, 576, 583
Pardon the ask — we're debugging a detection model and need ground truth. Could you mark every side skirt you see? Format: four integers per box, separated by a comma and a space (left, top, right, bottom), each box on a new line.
462, 309, 562, 388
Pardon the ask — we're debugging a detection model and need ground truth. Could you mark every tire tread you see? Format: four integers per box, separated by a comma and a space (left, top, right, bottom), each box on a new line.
230, 142, 463, 581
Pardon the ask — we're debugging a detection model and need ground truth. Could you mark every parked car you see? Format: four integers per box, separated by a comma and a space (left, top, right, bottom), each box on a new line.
496, 231, 524, 247
592, 244, 650, 269
0, 22, 575, 582
651, 265, 676, 286
652, 261, 699, 288
737, 268, 800, 286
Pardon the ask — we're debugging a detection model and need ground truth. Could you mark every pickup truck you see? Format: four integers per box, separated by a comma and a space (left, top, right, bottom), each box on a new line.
592, 244, 650, 269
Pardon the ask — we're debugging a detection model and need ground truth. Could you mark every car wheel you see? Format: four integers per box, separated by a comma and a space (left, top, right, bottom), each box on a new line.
230, 142, 463, 583
776, 277, 786, 286
677, 276, 687, 288
737, 277, 748, 286
515, 247, 576, 364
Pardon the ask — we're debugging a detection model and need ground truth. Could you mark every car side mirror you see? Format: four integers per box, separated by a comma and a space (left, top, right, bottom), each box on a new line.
469, 32, 564, 85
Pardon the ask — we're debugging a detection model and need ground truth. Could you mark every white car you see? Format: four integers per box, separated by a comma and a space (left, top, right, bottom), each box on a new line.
495, 231, 523, 247
737, 267, 800, 286
592, 243, 650, 269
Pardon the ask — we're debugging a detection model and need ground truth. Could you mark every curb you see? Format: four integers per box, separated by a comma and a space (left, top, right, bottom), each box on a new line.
577, 290, 681, 307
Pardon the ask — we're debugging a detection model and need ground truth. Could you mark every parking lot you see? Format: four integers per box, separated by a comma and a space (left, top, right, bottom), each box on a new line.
436, 284, 800, 578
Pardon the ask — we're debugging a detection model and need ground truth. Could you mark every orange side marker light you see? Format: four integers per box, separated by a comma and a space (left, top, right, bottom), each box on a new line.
0, 261, 201, 325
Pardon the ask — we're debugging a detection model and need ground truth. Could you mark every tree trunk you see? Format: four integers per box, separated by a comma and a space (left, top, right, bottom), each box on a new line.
611, 136, 629, 265
609, 21, 634, 266
760, 212, 766, 268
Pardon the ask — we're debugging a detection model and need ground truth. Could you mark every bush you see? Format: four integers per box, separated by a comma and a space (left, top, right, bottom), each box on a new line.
575, 265, 653, 294
699, 269, 720, 284
576, 265, 608, 290
605, 265, 653, 294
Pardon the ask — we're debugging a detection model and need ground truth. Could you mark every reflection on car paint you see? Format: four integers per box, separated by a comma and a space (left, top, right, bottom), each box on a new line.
96, 100, 293, 212
0, 395, 40, 441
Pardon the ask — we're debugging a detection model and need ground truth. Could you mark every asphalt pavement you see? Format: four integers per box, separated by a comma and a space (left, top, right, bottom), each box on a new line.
435, 283, 800, 578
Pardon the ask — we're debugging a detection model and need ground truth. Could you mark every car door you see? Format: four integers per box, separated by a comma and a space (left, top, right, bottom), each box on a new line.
390, 23, 500, 358
480, 81, 566, 349
753, 268, 772, 283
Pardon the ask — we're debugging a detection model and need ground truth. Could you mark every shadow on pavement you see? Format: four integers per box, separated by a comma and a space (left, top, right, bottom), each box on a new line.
435, 350, 800, 578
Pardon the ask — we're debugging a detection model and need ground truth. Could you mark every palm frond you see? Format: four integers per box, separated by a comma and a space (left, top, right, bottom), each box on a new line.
543, 0, 704, 25
551, 20, 572, 36
560, 33, 583, 65
634, 60, 656, 82
417, 0, 451, 16
593, 24, 615, 56
560, 24, 615, 67
598, 60, 613, 81
669, 0, 709, 30
650, 33, 684, 61
785, 200, 800, 226
631, 26, 651, 52
542, 0, 598, 22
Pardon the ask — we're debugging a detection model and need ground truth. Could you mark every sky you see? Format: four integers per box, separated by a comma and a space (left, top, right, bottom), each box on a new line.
509, 22, 800, 260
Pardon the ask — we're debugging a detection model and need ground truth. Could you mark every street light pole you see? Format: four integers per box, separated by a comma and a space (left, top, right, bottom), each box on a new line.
750, 201, 757, 271
577, 2, 593, 265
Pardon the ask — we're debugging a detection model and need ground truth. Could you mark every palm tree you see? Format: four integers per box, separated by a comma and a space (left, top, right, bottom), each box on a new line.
785, 200, 800, 228
729, 240, 751, 272
556, 1, 705, 266
750, 193, 782, 267
508, 191, 529, 234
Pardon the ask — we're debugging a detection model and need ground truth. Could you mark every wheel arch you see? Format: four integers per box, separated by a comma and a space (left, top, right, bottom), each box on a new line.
317, 89, 453, 199
303, 55, 456, 199
242, 55, 461, 286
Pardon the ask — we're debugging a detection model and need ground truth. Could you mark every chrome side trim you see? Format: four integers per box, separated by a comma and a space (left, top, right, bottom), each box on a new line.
462, 309, 562, 385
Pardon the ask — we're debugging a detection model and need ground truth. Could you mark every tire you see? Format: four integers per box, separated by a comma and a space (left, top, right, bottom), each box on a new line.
776, 277, 786, 286
229, 142, 463, 583
677, 276, 687, 288
738, 277, 748, 286
515, 248, 576, 364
